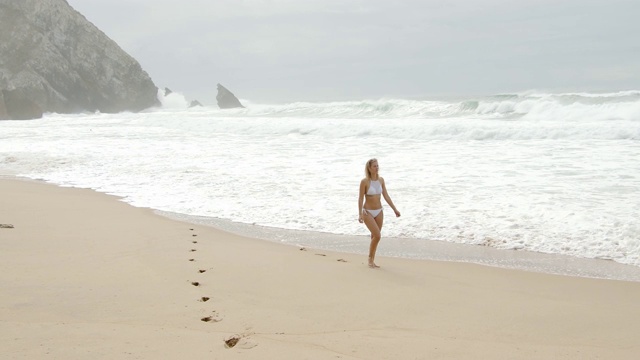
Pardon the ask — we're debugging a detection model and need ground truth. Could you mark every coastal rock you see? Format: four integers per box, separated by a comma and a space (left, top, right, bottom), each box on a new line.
0, 89, 43, 120
0, 90, 8, 119
189, 100, 203, 108
216, 83, 244, 109
0, 0, 159, 119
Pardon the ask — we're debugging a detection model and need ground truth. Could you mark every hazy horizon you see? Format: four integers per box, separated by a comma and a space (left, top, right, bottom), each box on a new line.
67, 0, 639, 105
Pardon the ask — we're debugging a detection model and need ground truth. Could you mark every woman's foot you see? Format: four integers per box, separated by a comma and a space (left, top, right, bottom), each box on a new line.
368, 261, 380, 268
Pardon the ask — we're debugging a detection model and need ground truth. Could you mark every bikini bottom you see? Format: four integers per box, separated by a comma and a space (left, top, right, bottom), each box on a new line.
363, 208, 383, 218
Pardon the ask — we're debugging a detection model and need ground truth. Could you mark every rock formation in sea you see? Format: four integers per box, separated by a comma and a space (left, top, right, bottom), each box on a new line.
216, 84, 244, 109
163, 87, 203, 108
0, 0, 159, 120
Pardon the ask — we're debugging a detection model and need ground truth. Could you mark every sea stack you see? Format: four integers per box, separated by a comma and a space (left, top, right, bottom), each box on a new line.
0, 0, 160, 120
216, 84, 244, 109
189, 100, 203, 108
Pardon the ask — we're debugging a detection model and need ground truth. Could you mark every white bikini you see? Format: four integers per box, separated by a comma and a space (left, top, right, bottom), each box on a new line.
363, 179, 383, 218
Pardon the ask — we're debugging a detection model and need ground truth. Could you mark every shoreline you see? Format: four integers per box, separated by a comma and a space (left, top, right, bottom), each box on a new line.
160, 210, 640, 282
2, 177, 640, 359
4, 175, 640, 282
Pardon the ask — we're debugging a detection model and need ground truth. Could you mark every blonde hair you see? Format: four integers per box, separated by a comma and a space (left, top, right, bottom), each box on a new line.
364, 158, 378, 179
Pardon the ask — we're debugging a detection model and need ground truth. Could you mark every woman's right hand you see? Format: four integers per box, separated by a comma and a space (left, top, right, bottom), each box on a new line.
358, 215, 363, 223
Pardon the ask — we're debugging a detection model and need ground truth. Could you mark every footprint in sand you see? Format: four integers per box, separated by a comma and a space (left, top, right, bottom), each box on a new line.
192, 240, 198, 244
192, 234, 198, 237
201, 312, 222, 323
225, 336, 240, 348
199, 296, 210, 302
315, 253, 326, 257
189, 258, 195, 262
337, 259, 347, 262
199, 269, 207, 273
224, 334, 257, 349
190, 249, 197, 252
191, 281, 200, 287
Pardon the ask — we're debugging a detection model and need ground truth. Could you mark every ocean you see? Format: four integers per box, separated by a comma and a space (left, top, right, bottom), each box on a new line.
2, 90, 639, 281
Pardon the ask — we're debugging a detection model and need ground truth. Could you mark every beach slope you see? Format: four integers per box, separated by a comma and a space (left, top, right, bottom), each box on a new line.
1, 179, 639, 359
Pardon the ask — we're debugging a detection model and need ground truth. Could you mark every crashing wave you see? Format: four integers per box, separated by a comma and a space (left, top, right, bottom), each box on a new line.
180, 90, 640, 123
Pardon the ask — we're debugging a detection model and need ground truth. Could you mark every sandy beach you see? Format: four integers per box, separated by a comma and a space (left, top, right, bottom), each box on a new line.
1, 178, 639, 359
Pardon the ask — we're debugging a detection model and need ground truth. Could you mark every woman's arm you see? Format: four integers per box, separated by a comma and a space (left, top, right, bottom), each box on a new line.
380, 177, 401, 217
358, 179, 366, 223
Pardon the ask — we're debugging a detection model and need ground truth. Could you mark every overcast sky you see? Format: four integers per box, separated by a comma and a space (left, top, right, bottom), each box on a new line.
67, 0, 639, 104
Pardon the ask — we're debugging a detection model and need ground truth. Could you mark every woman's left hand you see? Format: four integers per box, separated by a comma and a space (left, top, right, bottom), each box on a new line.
394, 209, 401, 217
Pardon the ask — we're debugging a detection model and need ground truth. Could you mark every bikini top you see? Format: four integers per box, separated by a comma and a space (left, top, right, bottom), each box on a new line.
366, 179, 382, 196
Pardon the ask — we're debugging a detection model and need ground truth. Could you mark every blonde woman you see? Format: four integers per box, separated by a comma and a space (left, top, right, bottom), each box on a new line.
358, 158, 401, 268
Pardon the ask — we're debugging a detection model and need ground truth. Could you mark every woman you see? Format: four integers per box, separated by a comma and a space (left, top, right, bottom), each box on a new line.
358, 158, 401, 268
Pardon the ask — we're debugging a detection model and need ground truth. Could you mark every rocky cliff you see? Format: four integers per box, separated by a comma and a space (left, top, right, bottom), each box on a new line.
0, 0, 159, 119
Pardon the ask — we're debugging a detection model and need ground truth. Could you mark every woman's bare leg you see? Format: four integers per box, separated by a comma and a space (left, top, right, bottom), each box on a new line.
363, 213, 381, 268
372, 211, 384, 267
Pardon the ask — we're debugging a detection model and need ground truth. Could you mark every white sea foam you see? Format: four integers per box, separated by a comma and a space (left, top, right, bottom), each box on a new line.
1, 91, 639, 273
157, 89, 190, 109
